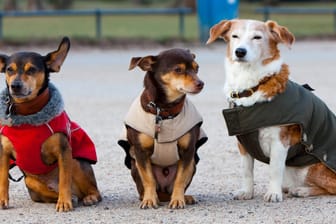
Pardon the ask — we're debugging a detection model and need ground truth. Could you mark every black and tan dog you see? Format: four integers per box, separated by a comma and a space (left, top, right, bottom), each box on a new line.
0, 37, 101, 212
118, 48, 207, 209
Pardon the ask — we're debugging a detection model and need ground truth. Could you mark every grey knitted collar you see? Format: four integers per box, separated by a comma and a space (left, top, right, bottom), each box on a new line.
0, 83, 64, 126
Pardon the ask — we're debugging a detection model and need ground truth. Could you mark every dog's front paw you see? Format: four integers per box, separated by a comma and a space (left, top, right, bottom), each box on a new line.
56, 199, 73, 212
0, 198, 9, 209
184, 195, 197, 205
83, 193, 102, 206
168, 196, 186, 209
140, 197, 159, 209
264, 191, 283, 202
233, 190, 254, 200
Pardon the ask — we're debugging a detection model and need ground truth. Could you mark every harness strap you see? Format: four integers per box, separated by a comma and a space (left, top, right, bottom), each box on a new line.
9, 163, 25, 182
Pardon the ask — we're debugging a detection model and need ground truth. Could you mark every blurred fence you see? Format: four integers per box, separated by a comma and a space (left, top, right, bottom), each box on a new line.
0, 8, 192, 40
256, 7, 336, 32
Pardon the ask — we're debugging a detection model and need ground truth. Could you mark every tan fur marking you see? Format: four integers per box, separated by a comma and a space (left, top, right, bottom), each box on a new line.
305, 163, 336, 195
287, 125, 301, 146
161, 71, 201, 102
24, 175, 59, 201
175, 63, 186, 71
169, 159, 195, 208
23, 63, 34, 72
237, 142, 248, 156
0, 136, 13, 208
161, 71, 185, 102
136, 159, 158, 208
262, 40, 281, 65
191, 62, 198, 71
206, 20, 231, 44
266, 20, 295, 47
279, 124, 301, 148
42, 134, 73, 212
138, 133, 154, 149
258, 64, 289, 98
6, 63, 17, 73
178, 132, 191, 149
71, 160, 101, 205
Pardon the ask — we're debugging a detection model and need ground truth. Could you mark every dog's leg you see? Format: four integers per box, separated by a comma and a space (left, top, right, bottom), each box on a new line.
184, 195, 197, 205
169, 160, 195, 209
24, 175, 59, 202
234, 142, 255, 200
133, 133, 158, 209
263, 128, 288, 202
136, 159, 158, 209
169, 132, 196, 209
0, 136, 12, 209
42, 133, 73, 212
71, 159, 101, 205
290, 163, 336, 197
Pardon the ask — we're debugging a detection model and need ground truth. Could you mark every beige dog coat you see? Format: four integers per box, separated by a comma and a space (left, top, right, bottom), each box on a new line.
119, 94, 207, 167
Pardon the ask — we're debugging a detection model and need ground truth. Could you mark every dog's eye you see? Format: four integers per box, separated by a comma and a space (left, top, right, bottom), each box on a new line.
253, 35, 262, 40
232, 35, 239, 39
26, 67, 37, 75
174, 67, 183, 73
6, 67, 15, 75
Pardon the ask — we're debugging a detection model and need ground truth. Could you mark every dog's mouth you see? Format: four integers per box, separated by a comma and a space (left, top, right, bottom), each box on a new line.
10, 90, 33, 99
233, 57, 248, 63
178, 86, 203, 94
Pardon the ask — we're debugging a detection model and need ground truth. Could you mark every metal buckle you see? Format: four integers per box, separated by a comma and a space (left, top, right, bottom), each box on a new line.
230, 91, 239, 98
247, 88, 254, 96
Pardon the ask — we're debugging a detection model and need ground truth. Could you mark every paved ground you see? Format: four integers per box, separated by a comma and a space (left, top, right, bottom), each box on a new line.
1, 40, 336, 223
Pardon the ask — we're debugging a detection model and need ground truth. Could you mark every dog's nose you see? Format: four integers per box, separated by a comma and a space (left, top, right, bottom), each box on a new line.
235, 48, 247, 58
196, 80, 204, 89
10, 81, 23, 92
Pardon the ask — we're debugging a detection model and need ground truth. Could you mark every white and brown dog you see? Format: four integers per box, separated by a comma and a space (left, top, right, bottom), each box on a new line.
207, 19, 336, 202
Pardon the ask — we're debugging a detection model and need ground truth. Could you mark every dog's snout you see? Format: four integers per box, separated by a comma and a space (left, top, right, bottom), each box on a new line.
196, 80, 204, 89
10, 81, 23, 92
235, 48, 247, 58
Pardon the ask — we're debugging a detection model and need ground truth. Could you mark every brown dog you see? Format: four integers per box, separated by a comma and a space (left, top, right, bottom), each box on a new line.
0, 37, 101, 212
118, 48, 207, 209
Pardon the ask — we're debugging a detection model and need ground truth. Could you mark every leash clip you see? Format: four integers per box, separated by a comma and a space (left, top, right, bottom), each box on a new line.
147, 101, 162, 139
0, 96, 13, 126
154, 107, 162, 139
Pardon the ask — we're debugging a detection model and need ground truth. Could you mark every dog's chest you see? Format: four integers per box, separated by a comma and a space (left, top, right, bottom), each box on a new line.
258, 126, 283, 158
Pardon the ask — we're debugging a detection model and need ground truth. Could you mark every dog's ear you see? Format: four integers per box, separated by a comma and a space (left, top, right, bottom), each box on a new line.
128, 56, 156, 71
266, 20, 295, 48
0, 55, 8, 73
186, 49, 196, 59
206, 20, 232, 44
45, 36, 70, 72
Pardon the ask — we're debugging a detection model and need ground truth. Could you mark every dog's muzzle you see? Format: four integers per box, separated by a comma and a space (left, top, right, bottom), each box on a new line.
235, 48, 247, 58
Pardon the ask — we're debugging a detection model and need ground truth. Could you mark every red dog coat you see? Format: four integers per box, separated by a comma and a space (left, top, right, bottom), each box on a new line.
0, 111, 97, 175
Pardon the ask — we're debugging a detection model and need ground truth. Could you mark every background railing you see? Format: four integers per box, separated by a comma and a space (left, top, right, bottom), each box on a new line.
256, 7, 336, 32
0, 8, 192, 40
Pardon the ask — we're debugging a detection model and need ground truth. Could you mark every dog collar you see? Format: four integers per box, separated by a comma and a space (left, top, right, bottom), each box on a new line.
6, 88, 50, 116
230, 75, 274, 99
0, 83, 64, 126
140, 93, 186, 140
141, 92, 186, 119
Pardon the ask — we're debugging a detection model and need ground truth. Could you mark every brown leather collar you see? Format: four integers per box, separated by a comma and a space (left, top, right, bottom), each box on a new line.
230, 75, 273, 99
8, 88, 50, 116
140, 91, 186, 119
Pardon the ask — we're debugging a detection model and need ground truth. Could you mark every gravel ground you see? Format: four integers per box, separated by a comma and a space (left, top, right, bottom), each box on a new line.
0, 40, 336, 223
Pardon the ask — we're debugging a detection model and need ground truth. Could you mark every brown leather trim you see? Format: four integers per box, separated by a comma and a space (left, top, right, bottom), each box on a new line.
140, 91, 186, 119
230, 75, 273, 99
10, 88, 50, 115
